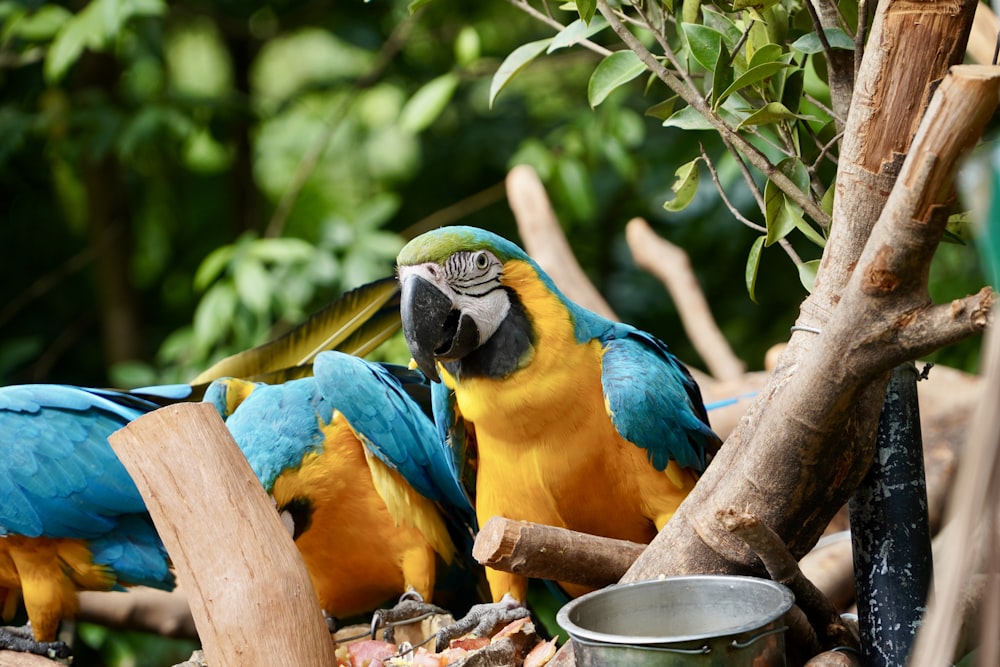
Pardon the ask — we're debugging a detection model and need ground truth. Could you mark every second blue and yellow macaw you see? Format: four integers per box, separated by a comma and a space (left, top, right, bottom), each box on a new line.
216, 351, 477, 618
396, 225, 720, 602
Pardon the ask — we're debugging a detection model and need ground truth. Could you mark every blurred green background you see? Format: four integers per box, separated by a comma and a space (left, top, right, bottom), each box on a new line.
0, 0, 988, 662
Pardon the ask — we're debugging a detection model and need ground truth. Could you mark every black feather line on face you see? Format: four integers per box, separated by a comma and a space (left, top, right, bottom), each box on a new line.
441, 287, 534, 381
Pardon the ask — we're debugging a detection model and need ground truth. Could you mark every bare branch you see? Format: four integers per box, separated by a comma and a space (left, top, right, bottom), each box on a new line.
625, 219, 745, 381
699, 148, 765, 233
110, 404, 336, 667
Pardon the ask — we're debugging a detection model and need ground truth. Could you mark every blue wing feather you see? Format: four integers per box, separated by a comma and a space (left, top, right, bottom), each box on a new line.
600, 330, 719, 472
312, 352, 474, 519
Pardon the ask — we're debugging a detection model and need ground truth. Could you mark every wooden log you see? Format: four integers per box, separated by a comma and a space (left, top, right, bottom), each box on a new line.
472, 517, 645, 589
109, 402, 335, 667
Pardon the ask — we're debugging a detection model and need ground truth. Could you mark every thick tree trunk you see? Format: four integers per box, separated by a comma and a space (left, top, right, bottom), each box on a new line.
626, 66, 994, 579
76, 52, 144, 370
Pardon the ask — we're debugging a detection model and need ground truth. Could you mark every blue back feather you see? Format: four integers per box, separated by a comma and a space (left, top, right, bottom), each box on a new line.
0, 384, 174, 589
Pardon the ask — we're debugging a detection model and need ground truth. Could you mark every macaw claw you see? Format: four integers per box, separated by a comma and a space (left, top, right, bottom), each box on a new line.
371, 590, 449, 644
433, 593, 530, 652
0, 623, 72, 659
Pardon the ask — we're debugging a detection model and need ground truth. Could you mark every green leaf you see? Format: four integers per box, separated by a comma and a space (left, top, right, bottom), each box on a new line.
555, 157, 596, 222
548, 16, 608, 53
644, 96, 678, 121
797, 259, 820, 292
746, 236, 765, 303
793, 210, 827, 247
681, 23, 723, 72
45, 13, 97, 83
777, 155, 810, 192
711, 48, 734, 104
764, 179, 797, 247
576, 0, 597, 23
663, 158, 701, 212
681, 0, 701, 26
663, 96, 749, 129
737, 101, 817, 129
820, 181, 835, 216
454, 26, 481, 66
662, 105, 714, 130
489, 39, 551, 108
194, 282, 237, 349
12, 5, 72, 41
701, 7, 743, 51
408, 0, 435, 12
588, 50, 646, 107
790, 28, 855, 54
715, 61, 790, 109
248, 238, 316, 264
194, 245, 234, 291
748, 42, 783, 69
234, 257, 271, 314
400, 72, 459, 132
733, 0, 780, 12
780, 67, 805, 114
944, 211, 973, 244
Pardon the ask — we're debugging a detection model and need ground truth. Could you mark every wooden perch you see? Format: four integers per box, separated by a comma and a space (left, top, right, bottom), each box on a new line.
625, 218, 745, 381
506, 164, 619, 321
109, 402, 335, 667
473, 517, 645, 589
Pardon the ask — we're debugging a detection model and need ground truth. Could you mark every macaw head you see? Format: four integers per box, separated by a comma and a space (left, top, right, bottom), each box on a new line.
396, 226, 538, 383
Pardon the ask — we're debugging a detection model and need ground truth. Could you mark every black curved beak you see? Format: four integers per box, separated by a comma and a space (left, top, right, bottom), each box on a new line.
400, 274, 480, 383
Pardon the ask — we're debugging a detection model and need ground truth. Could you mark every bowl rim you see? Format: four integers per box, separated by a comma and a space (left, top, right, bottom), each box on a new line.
555, 574, 795, 646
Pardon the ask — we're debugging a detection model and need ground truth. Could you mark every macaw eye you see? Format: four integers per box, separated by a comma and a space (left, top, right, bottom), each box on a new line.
474, 251, 490, 270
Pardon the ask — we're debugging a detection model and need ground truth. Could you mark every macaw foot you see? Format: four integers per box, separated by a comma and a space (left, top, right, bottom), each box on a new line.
434, 593, 530, 652
0, 623, 72, 659
371, 590, 448, 645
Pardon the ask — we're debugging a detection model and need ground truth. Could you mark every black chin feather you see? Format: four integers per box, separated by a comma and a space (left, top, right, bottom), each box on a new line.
442, 288, 533, 380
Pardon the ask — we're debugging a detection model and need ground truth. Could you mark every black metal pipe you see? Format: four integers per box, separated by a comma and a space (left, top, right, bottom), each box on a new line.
849, 362, 934, 666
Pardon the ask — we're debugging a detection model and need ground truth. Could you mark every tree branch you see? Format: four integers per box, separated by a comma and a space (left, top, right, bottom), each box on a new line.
625, 218, 745, 381
506, 164, 619, 320
596, 0, 830, 227
621, 61, 996, 585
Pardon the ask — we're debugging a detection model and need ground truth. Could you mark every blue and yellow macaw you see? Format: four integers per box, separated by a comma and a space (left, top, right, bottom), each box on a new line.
0, 383, 186, 656
396, 225, 721, 602
215, 350, 477, 620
